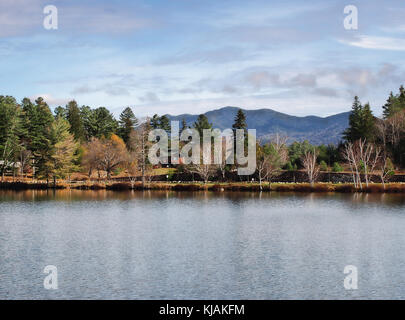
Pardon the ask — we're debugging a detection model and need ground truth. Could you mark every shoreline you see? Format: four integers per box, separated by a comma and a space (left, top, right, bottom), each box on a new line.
1, 181, 405, 193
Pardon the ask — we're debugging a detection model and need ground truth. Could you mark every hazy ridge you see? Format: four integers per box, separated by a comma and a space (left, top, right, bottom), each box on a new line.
166, 106, 350, 145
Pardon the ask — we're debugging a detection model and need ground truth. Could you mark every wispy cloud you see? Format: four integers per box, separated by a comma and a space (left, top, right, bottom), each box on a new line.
380, 25, 405, 33
0, 0, 44, 37
340, 35, 405, 51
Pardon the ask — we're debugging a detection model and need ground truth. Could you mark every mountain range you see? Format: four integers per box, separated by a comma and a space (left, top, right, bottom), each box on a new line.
166, 106, 350, 145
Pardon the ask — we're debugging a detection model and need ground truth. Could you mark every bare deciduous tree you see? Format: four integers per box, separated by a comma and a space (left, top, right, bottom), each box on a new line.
386, 110, 405, 147
301, 149, 319, 186
357, 139, 380, 187
378, 154, 395, 189
128, 119, 152, 187
187, 164, 216, 184
343, 139, 381, 189
124, 153, 139, 188
343, 141, 361, 188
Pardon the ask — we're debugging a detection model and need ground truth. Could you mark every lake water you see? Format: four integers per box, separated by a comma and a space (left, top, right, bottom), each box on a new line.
1, 189, 405, 300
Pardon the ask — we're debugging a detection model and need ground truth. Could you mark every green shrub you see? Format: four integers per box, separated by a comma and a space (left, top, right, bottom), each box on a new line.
285, 161, 294, 171
113, 167, 123, 176
319, 160, 328, 171
332, 162, 343, 172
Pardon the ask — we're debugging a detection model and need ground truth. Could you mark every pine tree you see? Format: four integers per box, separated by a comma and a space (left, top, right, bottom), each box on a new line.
399, 85, 405, 104
66, 100, 85, 141
344, 97, 376, 142
87, 107, 118, 138
159, 115, 171, 133
382, 86, 405, 118
232, 108, 248, 150
181, 118, 188, 132
54, 106, 67, 119
150, 114, 160, 129
193, 114, 212, 137
80, 105, 93, 140
232, 109, 247, 132
0, 96, 22, 180
382, 92, 396, 119
118, 107, 138, 145
22, 97, 55, 179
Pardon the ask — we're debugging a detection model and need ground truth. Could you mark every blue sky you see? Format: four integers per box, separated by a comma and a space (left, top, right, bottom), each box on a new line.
1, 0, 405, 117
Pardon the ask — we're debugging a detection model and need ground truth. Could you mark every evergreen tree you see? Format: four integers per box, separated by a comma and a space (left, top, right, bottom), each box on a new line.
232, 109, 247, 132
54, 106, 67, 119
150, 114, 160, 129
232, 109, 248, 149
80, 105, 93, 140
382, 86, 405, 118
399, 85, 405, 105
193, 114, 212, 137
159, 115, 171, 133
66, 100, 85, 141
149, 114, 171, 132
382, 92, 396, 119
343, 97, 376, 142
0, 96, 22, 179
87, 107, 118, 138
22, 97, 55, 179
118, 107, 138, 145
181, 118, 188, 132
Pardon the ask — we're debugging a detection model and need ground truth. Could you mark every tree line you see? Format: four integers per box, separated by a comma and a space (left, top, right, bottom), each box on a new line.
0, 85, 404, 187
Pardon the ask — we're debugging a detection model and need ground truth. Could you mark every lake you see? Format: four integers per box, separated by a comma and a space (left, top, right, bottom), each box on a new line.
1, 189, 405, 299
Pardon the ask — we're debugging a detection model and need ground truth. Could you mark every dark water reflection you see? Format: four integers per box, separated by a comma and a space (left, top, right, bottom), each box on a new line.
0, 190, 405, 299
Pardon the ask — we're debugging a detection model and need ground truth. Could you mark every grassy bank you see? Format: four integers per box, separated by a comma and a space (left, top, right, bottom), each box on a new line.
1, 181, 405, 193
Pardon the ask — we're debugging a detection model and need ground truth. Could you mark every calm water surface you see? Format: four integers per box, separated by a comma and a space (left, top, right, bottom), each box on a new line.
1, 190, 405, 299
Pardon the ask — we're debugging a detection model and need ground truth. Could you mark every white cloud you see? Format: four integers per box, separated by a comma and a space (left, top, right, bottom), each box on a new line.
340, 35, 405, 51
30, 93, 71, 106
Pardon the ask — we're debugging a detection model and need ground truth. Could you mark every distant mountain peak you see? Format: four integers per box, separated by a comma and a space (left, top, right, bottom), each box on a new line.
166, 107, 350, 145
